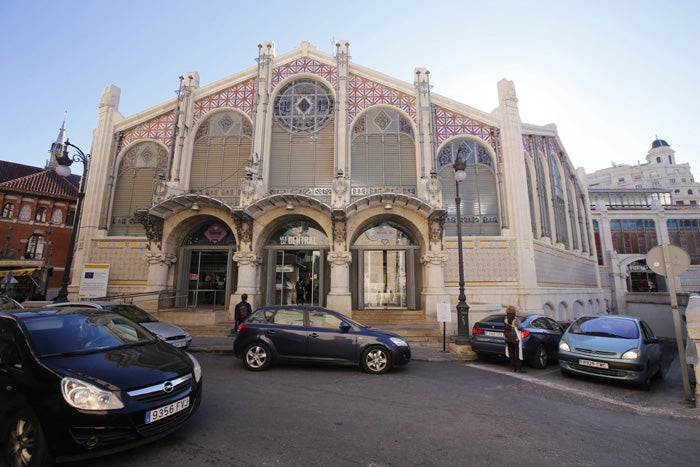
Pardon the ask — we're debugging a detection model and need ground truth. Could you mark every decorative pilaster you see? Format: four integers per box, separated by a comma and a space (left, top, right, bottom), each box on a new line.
420, 251, 449, 320
143, 251, 177, 292
231, 210, 254, 250
233, 251, 262, 318
326, 250, 352, 314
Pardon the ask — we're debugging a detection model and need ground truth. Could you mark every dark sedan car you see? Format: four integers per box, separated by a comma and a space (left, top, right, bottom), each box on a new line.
470, 313, 564, 368
0, 307, 202, 465
233, 305, 411, 374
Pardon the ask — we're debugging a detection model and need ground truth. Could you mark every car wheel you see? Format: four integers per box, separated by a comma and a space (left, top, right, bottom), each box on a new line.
3, 406, 50, 467
243, 343, 272, 371
361, 345, 391, 375
530, 344, 548, 369
475, 351, 487, 360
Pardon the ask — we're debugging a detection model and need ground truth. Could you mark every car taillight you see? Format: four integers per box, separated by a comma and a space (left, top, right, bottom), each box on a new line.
237, 323, 247, 332
472, 327, 483, 335
520, 329, 530, 339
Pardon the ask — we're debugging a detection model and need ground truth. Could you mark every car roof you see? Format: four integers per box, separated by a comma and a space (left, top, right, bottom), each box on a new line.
0, 306, 119, 321
52, 301, 122, 307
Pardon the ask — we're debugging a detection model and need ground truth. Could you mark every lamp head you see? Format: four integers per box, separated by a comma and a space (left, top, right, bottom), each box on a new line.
55, 164, 71, 177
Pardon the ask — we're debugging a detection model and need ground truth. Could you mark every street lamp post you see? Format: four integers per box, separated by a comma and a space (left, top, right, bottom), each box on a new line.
453, 154, 470, 345
53, 139, 89, 303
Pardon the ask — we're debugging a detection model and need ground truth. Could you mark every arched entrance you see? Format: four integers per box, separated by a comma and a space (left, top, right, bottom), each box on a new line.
263, 219, 330, 306
176, 220, 237, 309
351, 220, 420, 310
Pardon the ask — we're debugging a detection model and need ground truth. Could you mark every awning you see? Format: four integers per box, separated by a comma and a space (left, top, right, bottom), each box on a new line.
0, 268, 38, 278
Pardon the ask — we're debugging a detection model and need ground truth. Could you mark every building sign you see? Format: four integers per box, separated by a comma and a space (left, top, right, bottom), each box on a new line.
204, 223, 228, 244
79, 264, 110, 299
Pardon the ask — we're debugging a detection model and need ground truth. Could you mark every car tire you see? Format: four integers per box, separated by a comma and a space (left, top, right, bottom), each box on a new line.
3, 406, 50, 467
640, 363, 653, 390
361, 345, 391, 375
530, 344, 548, 369
243, 342, 272, 371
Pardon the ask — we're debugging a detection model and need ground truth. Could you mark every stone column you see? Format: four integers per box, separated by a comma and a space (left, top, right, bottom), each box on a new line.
143, 251, 177, 292
326, 251, 352, 315
420, 251, 448, 321
233, 251, 261, 320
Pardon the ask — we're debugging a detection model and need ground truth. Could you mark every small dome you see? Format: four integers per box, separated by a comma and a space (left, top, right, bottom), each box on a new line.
651, 139, 670, 149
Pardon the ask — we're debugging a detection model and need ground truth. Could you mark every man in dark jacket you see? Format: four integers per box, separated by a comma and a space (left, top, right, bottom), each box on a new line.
234, 294, 252, 332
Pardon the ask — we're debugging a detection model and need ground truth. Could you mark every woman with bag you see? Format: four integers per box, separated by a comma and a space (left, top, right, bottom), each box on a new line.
504, 305, 525, 373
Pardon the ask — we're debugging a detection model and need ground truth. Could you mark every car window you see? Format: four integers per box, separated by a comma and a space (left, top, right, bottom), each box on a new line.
570, 317, 639, 339
640, 321, 656, 340
529, 318, 548, 329
105, 305, 156, 323
266, 308, 305, 326
309, 310, 343, 329
543, 317, 562, 331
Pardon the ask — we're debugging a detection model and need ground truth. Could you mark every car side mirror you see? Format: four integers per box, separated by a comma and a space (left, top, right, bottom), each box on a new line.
339, 321, 351, 333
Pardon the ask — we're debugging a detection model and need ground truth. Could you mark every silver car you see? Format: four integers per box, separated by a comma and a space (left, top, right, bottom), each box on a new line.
52, 301, 192, 349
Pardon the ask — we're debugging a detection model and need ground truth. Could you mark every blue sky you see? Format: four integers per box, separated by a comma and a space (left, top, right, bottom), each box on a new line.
1, 0, 698, 179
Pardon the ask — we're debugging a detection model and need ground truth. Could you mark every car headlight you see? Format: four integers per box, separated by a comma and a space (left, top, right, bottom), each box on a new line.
61, 377, 124, 410
188, 352, 202, 382
389, 337, 408, 347
622, 348, 641, 359
559, 340, 570, 352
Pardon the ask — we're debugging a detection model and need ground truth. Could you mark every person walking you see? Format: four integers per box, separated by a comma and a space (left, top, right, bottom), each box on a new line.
295, 277, 306, 305
504, 305, 525, 373
234, 294, 252, 333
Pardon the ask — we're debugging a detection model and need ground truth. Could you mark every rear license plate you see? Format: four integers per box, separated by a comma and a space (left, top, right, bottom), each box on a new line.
173, 341, 187, 348
484, 331, 503, 337
145, 396, 190, 424
579, 359, 609, 369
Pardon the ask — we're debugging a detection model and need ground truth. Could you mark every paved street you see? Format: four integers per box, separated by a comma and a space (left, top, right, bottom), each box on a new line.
63, 339, 700, 467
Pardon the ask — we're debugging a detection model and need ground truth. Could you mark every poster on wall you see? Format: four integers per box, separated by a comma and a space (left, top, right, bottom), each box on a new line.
79, 264, 110, 299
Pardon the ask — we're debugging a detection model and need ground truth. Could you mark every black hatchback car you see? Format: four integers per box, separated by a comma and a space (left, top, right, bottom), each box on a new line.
0, 307, 202, 465
470, 313, 565, 368
233, 305, 411, 374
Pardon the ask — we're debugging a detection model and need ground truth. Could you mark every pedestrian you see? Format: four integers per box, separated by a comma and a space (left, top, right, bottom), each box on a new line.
234, 293, 252, 333
504, 305, 525, 373
295, 277, 306, 305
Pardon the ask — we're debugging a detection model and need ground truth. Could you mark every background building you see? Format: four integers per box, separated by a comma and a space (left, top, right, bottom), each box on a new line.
61, 40, 603, 330
0, 160, 79, 300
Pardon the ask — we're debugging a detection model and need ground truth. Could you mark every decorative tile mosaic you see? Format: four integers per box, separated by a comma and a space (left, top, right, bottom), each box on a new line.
193, 78, 256, 123
347, 74, 416, 121
433, 106, 494, 149
272, 58, 336, 88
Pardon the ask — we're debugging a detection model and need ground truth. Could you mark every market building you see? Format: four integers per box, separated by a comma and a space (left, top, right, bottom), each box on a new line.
60, 40, 603, 329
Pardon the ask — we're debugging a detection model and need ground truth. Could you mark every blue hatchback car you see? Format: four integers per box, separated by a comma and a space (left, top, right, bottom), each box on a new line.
233, 305, 411, 374
558, 315, 662, 389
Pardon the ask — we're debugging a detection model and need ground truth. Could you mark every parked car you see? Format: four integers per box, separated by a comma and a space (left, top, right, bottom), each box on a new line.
233, 305, 411, 374
470, 313, 565, 368
0, 295, 23, 310
558, 314, 662, 389
0, 306, 202, 465
53, 301, 192, 349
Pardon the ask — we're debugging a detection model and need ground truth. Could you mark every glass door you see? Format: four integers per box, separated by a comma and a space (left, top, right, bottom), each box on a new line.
363, 250, 407, 309
188, 250, 229, 308
271, 249, 323, 306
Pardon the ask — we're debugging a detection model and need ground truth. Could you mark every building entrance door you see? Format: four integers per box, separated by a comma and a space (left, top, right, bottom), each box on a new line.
269, 249, 323, 306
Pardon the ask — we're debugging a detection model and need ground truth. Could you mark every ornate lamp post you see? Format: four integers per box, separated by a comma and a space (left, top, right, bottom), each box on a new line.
453, 153, 471, 345
52, 139, 89, 302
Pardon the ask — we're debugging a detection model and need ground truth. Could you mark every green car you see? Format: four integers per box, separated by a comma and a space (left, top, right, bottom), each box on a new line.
558, 315, 663, 389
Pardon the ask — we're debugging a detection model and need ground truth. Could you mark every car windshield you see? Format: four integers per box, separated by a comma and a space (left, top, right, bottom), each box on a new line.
22, 312, 157, 356
102, 304, 157, 323
569, 316, 639, 339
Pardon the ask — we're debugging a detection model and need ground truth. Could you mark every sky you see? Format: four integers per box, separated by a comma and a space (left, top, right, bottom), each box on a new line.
1, 0, 698, 179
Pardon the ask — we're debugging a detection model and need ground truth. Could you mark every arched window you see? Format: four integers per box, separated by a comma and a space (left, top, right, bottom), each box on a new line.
437, 139, 500, 236
1, 203, 14, 219
110, 142, 168, 236
548, 151, 568, 247
534, 152, 551, 238
25, 234, 46, 260
269, 78, 335, 196
350, 108, 416, 196
191, 110, 252, 204
35, 207, 47, 222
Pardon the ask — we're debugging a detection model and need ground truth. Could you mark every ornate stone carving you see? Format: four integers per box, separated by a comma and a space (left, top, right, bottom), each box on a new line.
134, 209, 163, 250
428, 210, 446, 249
420, 252, 448, 266
231, 210, 254, 248
327, 251, 352, 266
233, 251, 262, 266
143, 251, 177, 266
331, 209, 347, 248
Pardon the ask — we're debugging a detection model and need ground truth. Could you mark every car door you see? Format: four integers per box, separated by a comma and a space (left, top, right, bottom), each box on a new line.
264, 308, 308, 359
529, 317, 561, 355
640, 320, 662, 372
305, 309, 357, 362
